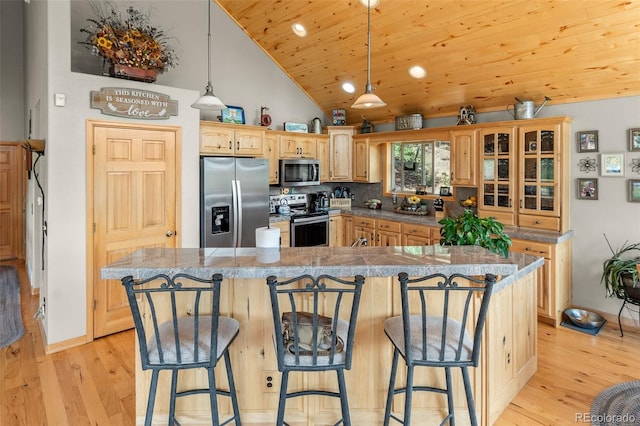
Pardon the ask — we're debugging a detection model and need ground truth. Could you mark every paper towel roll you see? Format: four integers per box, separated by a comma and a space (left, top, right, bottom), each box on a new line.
255, 226, 281, 248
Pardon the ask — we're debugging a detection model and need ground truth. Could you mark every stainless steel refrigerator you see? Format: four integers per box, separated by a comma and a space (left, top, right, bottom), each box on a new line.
200, 157, 269, 247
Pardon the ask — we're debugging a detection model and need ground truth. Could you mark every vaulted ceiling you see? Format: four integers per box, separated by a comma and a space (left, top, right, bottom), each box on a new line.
214, 0, 640, 126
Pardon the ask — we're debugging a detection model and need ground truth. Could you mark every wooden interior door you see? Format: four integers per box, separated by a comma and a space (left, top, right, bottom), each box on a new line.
0, 143, 22, 260
91, 122, 179, 338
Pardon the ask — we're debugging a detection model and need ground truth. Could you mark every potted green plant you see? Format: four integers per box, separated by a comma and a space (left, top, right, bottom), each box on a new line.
438, 209, 512, 258
601, 235, 640, 299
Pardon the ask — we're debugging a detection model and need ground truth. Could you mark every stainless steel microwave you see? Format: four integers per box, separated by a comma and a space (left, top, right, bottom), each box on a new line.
279, 159, 320, 186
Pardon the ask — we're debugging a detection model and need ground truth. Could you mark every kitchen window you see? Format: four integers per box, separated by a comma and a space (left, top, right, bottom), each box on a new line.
392, 141, 450, 195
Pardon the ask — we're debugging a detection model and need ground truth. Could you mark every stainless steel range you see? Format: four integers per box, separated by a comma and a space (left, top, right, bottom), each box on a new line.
269, 194, 329, 247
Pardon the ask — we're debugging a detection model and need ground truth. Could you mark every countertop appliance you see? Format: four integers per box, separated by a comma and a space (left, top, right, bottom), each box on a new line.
279, 159, 320, 186
270, 194, 329, 247
200, 157, 269, 248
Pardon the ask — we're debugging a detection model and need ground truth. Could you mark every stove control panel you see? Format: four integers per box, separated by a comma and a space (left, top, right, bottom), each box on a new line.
269, 194, 308, 214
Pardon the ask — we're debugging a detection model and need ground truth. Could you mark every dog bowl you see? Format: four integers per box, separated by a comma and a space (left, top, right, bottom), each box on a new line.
564, 308, 605, 329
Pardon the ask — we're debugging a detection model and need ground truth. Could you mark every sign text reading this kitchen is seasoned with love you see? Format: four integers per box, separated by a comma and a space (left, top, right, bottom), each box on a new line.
90, 87, 178, 120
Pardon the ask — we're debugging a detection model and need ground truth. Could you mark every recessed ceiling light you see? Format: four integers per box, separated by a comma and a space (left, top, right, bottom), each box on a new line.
359, 0, 380, 7
409, 65, 427, 79
292, 23, 307, 37
342, 82, 356, 93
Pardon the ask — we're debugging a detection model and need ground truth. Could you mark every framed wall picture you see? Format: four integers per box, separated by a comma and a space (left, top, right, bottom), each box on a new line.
629, 128, 640, 152
577, 130, 598, 153
221, 106, 245, 124
629, 179, 640, 202
439, 186, 451, 196
600, 153, 625, 177
577, 178, 598, 200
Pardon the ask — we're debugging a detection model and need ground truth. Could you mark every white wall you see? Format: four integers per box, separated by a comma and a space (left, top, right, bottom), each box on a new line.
0, 0, 25, 140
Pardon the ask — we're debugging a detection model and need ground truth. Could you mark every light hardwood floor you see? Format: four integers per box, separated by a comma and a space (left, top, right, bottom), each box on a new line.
2, 259, 639, 425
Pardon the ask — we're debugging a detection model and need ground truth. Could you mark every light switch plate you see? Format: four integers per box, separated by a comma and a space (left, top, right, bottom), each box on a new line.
54, 93, 66, 107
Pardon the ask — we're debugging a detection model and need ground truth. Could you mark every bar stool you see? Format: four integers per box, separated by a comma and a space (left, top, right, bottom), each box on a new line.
121, 273, 241, 426
383, 272, 496, 426
266, 273, 365, 426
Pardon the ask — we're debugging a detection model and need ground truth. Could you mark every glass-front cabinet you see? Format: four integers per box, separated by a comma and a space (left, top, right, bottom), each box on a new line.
517, 123, 565, 231
478, 117, 571, 233
478, 128, 516, 226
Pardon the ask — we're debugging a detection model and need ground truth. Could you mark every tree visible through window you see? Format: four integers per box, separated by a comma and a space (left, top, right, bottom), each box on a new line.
392, 141, 450, 194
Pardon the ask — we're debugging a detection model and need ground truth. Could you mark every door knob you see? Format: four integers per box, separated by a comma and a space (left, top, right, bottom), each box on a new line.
166, 231, 174, 237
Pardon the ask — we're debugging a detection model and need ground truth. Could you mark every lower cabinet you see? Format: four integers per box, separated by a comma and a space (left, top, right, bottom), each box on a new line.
485, 267, 538, 424
353, 216, 376, 245
402, 223, 435, 246
510, 237, 572, 326
329, 215, 344, 247
270, 221, 290, 247
376, 219, 402, 246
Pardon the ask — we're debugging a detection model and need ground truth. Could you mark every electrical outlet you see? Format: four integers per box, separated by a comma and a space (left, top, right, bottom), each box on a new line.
263, 371, 278, 393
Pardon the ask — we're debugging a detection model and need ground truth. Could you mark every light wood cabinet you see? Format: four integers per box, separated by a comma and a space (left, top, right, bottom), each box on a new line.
279, 133, 317, 158
326, 126, 354, 181
270, 221, 290, 247
200, 121, 264, 156
510, 237, 572, 326
478, 117, 571, 233
264, 132, 279, 184
353, 216, 375, 245
376, 219, 402, 246
329, 215, 344, 247
316, 136, 330, 181
450, 128, 477, 186
343, 215, 354, 246
477, 127, 517, 226
353, 138, 381, 182
402, 223, 434, 246
485, 268, 537, 424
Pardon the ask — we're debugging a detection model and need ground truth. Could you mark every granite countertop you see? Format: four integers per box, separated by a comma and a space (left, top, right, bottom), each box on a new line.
268, 207, 573, 244
101, 245, 543, 293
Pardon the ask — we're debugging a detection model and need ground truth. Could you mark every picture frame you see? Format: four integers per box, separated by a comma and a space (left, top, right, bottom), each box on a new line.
439, 186, 451, 196
221, 105, 245, 124
629, 128, 640, 152
600, 153, 625, 177
577, 178, 598, 200
577, 130, 598, 153
629, 179, 640, 203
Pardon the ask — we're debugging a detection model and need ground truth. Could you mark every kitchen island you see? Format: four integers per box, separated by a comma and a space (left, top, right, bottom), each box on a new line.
102, 245, 543, 425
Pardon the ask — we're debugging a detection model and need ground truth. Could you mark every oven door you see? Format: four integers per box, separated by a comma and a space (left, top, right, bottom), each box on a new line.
291, 216, 329, 247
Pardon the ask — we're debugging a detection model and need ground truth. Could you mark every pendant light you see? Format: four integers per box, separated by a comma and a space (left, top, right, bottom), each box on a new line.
351, 0, 386, 109
192, 0, 226, 110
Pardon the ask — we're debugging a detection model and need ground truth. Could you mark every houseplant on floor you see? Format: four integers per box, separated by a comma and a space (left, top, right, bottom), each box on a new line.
438, 209, 512, 258
601, 235, 640, 300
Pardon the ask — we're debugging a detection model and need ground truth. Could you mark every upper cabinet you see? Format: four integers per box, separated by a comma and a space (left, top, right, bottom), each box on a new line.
326, 126, 354, 182
279, 133, 317, 158
353, 137, 381, 183
200, 122, 264, 156
477, 117, 571, 233
264, 132, 279, 184
478, 127, 517, 226
450, 129, 477, 186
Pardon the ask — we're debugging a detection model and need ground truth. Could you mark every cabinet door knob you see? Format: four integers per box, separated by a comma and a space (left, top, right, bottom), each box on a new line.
166, 230, 174, 237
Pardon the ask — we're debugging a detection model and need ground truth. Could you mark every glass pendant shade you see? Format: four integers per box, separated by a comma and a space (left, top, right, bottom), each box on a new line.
351, 0, 385, 109
352, 84, 386, 109
192, 1, 226, 111
192, 83, 226, 110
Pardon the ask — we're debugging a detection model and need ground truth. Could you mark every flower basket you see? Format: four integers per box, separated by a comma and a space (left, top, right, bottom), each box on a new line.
80, 1, 178, 80
110, 64, 156, 83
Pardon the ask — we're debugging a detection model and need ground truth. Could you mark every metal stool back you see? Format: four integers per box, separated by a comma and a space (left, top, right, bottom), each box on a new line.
122, 273, 241, 426
266, 274, 365, 426
383, 272, 496, 426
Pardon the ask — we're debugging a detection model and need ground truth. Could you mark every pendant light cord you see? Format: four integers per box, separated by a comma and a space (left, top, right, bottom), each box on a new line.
207, 0, 212, 89
366, 0, 371, 87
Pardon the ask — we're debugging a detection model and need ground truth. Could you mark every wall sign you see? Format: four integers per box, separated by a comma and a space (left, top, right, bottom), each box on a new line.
90, 87, 178, 120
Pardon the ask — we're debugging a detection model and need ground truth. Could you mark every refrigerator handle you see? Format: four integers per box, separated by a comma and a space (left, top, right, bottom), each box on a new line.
236, 180, 243, 246
232, 180, 239, 247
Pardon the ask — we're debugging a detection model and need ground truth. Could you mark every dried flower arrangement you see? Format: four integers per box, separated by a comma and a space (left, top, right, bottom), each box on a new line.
80, 1, 179, 75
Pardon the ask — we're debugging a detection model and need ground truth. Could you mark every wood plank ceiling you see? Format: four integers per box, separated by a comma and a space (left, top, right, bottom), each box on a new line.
214, 0, 640, 125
